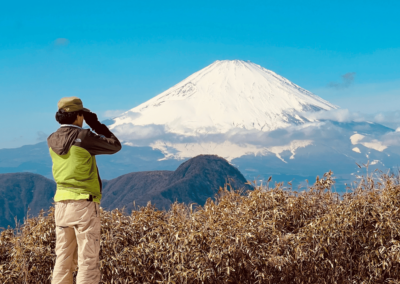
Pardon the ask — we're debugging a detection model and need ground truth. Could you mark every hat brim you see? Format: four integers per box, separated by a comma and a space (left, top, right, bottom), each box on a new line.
82, 108, 91, 112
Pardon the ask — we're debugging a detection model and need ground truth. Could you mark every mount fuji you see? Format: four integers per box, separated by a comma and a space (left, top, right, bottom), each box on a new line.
111, 60, 337, 135
107, 60, 343, 161
103, 60, 398, 188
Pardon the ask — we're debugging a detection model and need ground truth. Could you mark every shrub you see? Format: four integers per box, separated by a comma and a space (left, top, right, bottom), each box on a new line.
1, 171, 400, 283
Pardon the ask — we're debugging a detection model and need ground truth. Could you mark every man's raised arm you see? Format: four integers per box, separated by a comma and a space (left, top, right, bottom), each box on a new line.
78, 111, 122, 155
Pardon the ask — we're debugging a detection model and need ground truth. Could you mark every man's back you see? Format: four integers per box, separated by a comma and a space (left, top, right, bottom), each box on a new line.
48, 125, 121, 203
49, 96, 121, 284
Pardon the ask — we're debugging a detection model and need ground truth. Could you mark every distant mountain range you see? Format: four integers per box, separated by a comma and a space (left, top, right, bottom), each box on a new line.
0, 155, 251, 229
0, 142, 182, 180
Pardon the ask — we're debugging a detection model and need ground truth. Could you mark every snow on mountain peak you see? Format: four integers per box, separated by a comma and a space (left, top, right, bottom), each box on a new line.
111, 60, 337, 135
105, 60, 397, 168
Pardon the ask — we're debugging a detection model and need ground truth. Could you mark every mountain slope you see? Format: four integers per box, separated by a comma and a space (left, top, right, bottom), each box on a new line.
0, 173, 56, 229
110, 60, 337, 135
102, 155, 252, 211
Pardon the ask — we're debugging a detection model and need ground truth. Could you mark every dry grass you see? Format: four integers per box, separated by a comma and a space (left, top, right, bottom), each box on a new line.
2, 171, 400, 283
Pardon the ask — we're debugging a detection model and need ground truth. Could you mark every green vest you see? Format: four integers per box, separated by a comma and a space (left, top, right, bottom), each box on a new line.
50, 145, 102, 203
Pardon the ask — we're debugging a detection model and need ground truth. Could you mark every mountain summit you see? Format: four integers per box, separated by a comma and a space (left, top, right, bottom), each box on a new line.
110, 60, 337, 135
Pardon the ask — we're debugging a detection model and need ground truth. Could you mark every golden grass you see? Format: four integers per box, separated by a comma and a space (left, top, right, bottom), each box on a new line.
2, 171, 400, 283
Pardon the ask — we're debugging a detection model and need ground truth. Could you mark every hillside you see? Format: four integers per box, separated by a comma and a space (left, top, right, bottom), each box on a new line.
102, 155, 252, 211
0, 173, 56, 229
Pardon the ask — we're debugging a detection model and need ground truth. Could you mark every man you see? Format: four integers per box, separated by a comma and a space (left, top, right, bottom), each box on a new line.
47, 97, 122, 284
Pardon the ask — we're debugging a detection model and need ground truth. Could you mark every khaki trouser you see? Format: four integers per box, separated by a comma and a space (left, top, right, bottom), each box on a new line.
52, 200, 101, 284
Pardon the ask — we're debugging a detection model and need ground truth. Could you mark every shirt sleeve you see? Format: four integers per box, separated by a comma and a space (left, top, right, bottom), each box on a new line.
76, 129, 122, 156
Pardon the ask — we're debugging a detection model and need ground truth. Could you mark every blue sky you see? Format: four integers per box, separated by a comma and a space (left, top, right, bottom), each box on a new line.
1, 0, 399, 149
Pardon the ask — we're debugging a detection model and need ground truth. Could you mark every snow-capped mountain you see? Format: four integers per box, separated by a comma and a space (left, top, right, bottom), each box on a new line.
106, 60, 397, 181
110, 60, 337, 135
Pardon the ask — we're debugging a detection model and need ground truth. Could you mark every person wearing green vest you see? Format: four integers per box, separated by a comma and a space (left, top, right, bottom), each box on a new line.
48, 97, 122, 284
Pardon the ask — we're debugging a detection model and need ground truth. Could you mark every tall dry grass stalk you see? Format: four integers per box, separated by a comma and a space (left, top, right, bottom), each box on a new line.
1, 171, 400, 283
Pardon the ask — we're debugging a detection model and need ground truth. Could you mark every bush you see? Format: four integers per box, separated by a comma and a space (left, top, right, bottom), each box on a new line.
1, 171, 400, 283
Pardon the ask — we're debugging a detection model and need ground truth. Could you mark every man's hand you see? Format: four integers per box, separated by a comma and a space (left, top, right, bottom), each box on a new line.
83, 111, 113, 138
83, 111, 101, 130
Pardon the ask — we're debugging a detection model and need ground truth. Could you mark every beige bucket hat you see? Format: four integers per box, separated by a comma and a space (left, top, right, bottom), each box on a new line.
57, 96, 90, 113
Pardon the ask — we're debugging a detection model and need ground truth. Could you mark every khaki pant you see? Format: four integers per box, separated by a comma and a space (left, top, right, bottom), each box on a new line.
52, 200, 101, 284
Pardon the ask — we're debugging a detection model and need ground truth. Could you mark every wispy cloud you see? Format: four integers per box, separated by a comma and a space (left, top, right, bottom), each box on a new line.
103, 109, 128, 119
54, 38, 70, 47
36, 131, 48, 142
112, 124, 169, 145
373, 111, 400, 128
307, 109, 400, 130
307, 109, 364, 123
328, 72, 356, 89
313, 79, 400, 113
